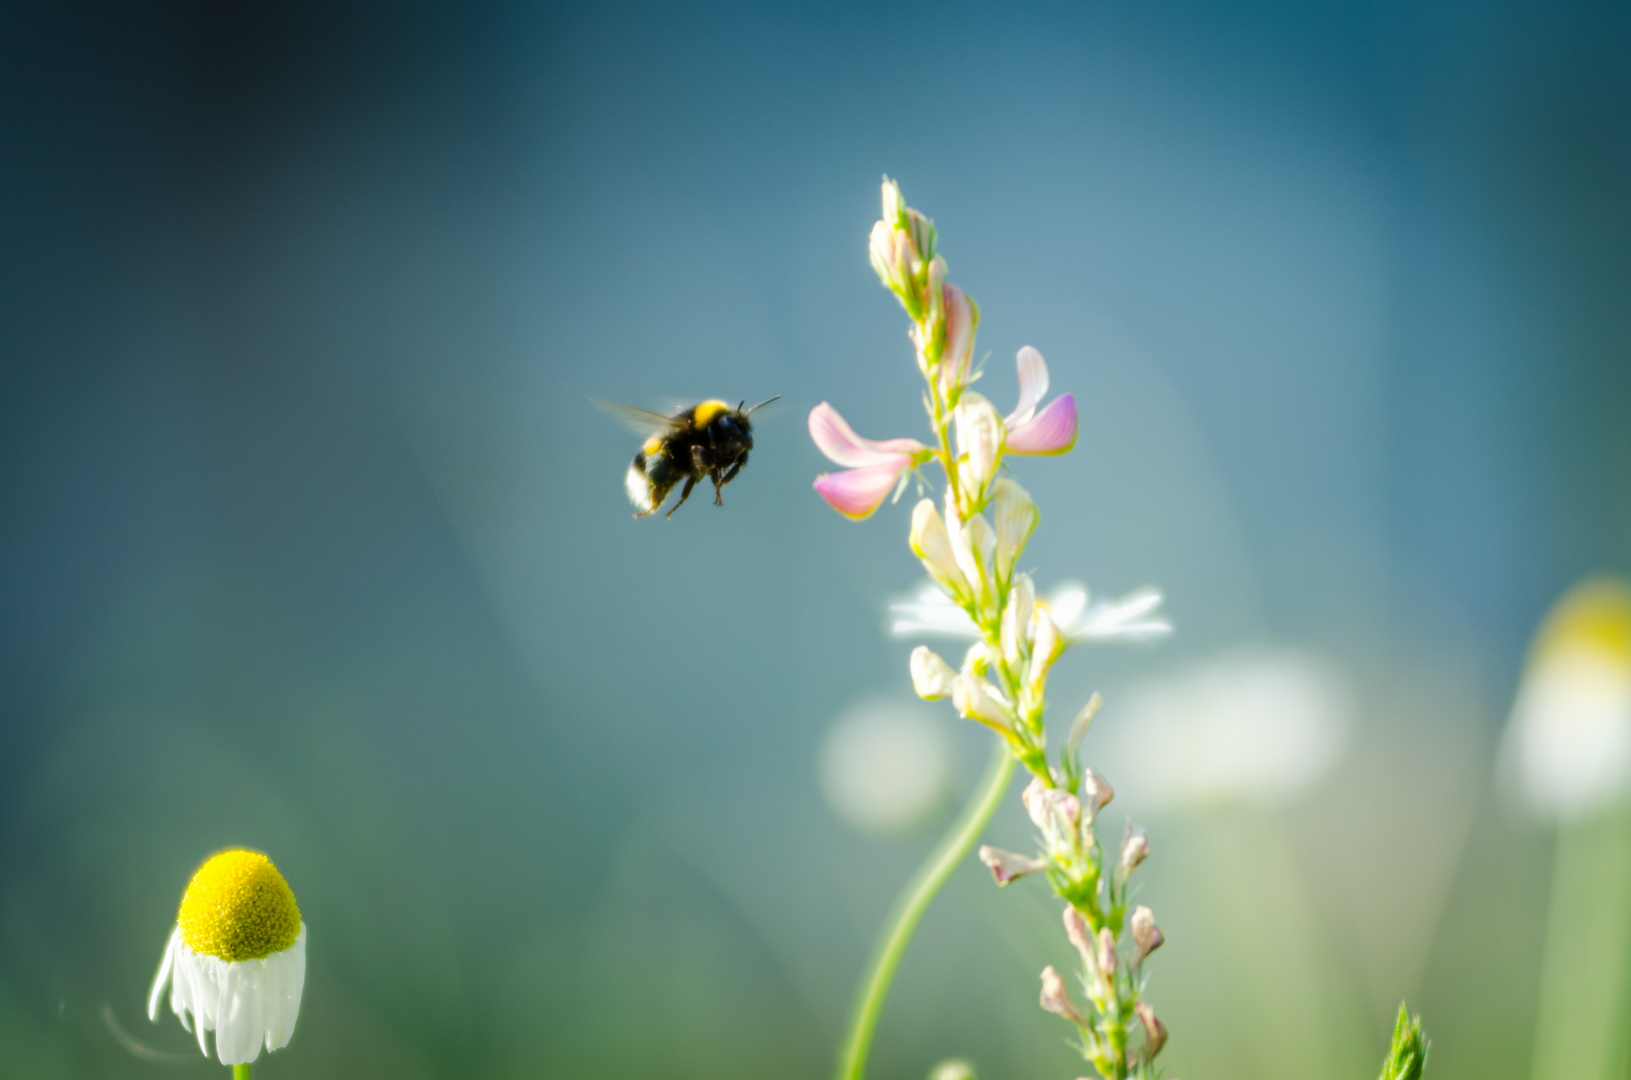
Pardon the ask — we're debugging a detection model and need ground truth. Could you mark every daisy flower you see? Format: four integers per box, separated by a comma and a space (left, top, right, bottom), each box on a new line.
148, 849, 307, 1070
1500, 577, 1631, 821
889, 578, 1170, 642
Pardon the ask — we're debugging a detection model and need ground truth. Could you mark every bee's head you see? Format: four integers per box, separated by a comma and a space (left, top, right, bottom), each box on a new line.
717, 411, 753, 451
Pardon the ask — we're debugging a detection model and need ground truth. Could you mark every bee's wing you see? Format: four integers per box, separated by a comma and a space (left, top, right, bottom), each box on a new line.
590, 399, 685, 436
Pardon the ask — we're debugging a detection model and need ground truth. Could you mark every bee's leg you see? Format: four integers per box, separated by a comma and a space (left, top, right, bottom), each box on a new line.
666, 475, 698, 518
713, 460, 744, 505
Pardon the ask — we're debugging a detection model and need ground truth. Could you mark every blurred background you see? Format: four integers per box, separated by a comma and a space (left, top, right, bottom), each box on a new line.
3, 1, 1630, 1077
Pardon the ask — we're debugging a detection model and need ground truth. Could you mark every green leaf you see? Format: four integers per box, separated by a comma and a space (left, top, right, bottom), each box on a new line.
1377, 1002, 1430, 1080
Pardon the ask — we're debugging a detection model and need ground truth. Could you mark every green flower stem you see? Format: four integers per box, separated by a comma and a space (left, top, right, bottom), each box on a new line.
1531, 810, 1631, 1080
233, 1065, 251, 1079
835, 739, 1016, 1080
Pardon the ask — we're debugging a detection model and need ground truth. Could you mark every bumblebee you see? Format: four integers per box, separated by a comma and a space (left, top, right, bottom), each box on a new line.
593, 396, 779, 517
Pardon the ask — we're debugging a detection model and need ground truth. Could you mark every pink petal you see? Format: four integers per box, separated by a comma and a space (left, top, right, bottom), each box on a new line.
1006, 394, 1077, 455
1004, 346, 1050, 427
813, 463, 908, 520
942, 284, 975, 386
808, 402, 926, 468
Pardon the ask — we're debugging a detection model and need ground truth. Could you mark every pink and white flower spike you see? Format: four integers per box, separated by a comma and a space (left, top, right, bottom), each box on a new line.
809, 402, 928, 520
1003, 346, 1078, 455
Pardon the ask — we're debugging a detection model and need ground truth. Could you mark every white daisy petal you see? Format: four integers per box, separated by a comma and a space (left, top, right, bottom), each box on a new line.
259, 949, 286, 1052
1060, 587, 1171, 642
263, 925, 306, 1051
184, 955, 210, 1055
170, 957, 194, 1035
1045, 583, 1088, 631
148, 928, 178, 1022
889, 583, 980, 638
890, 579, 1170, 644
215, 960, 264, 1065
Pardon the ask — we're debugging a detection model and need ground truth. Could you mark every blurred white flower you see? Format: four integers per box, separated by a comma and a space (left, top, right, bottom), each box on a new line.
1045, 583, 1170, 641
889, 579, 1169, 642
1499, 578, 1631, 822
819, 698, 955, 834
1102, 649, 1354, 811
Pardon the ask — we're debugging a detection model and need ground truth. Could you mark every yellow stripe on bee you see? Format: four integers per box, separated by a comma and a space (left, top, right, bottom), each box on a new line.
692, 400, 729, 426
641, 434, 665, 456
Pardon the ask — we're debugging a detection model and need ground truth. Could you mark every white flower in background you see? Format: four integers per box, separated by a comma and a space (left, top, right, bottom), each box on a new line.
1102, 649, 1354, 811
819, 698, 955, 834
1499, 577, 1631, 822
889, 579, 1170, 642
1045, 583, 1170, 642
149, 849, 307, 1066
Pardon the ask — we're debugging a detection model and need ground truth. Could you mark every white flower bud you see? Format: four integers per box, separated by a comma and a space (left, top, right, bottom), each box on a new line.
953, 673, 1015, 734
954, 392, 1004, 497
905, 209, 936, 263
880, 176, 905, 226
909, 499, 970, 601
1117, 825, 1150, 882
1130, 905, 1164, 962
977, 845, 1047, 886
942, 498, 994, 609
965, 517, 997, 597
1096, 927, 1118, 980
1064, 693, 1101, 769
1022, 777, 1082, 847
1027, 607, 1065, 687
1001, 575, 1036, 668
990, 478, 1037, 585
961, 640, 996, 678
940, 284, 977, 395
868, 219, 893, 281
923, 255, 946, 332
869, 221, 912, 298
1062, 905, 1095, 968
909, 646, 958, 700
1021, 777, 1051, 831
1039, 965, 1084, 1024
1136, 1001, 1168, 1058
1081, 766, 1115, 816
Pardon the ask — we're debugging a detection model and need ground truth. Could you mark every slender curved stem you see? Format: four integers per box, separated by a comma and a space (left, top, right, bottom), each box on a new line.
835, 739, 1016, 1080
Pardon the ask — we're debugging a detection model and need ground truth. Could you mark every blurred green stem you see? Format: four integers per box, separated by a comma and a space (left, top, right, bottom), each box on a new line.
232, 1066, 250, 1080
835, 740, 1015, 1080
1531, 811, 1631, 1080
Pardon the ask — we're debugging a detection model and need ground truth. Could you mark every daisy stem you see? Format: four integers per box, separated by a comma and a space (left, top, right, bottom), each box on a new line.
834, 738, 1016, 1080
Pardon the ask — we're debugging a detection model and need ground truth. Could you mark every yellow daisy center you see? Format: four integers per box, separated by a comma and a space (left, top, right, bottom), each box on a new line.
1535, 578, 1631, 668
177, 850, 301, 961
